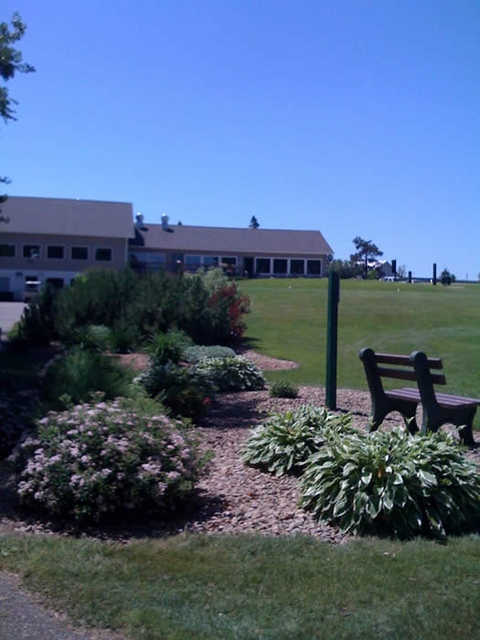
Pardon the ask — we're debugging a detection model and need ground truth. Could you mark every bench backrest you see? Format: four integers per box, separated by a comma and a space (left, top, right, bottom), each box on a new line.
359, 348, 445, 398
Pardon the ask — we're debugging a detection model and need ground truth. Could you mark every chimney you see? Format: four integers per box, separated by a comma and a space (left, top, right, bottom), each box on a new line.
135, 212, 145, 228
161, 213, 169, 231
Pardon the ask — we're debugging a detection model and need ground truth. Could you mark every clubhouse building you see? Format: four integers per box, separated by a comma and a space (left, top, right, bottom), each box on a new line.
0, 196, 334, 301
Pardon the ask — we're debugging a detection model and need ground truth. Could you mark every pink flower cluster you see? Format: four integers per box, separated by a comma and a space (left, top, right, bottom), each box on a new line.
18, 397, 198, 522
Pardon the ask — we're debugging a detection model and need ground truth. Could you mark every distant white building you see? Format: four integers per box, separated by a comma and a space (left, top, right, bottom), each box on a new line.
355, 259, 393, 277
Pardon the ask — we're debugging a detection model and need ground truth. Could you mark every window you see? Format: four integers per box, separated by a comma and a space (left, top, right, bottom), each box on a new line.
307, 260, 321, 275
221, 257, 236, 266
47, 245, 64, 259
46, 278, 64, 289
290, 259, 304, 275
203, 256, 218, 267
23, 245, 41, 259
25, 275, 41, 292
0, 244, 15, 257
185, 255, 202, 266
273, 259, 288, 274
95, 248, 112, 261
71, 246, 88, 260
256, 258, 270, 274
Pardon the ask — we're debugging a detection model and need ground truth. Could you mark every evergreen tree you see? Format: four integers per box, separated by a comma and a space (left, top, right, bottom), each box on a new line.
350, 236, 383, 278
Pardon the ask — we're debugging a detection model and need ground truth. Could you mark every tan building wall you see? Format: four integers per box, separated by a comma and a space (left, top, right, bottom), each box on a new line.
0, 233, 128, 271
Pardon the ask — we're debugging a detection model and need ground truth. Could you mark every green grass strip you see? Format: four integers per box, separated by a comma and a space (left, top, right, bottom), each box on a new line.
1, 533, 480, 639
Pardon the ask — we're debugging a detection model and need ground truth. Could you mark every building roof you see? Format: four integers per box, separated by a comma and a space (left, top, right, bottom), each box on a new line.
0, 196, 134, 239
131, 223, 333, 256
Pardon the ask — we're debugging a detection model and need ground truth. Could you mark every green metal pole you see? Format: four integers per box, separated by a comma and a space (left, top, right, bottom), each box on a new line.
326, 271, 340, 410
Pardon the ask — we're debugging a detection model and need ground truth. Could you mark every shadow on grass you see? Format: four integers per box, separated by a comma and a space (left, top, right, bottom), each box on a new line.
236, 335, 261, 353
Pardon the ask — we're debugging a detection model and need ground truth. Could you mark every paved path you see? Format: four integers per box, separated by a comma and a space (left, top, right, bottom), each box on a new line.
0, 302, 25, 337
0, 572, 124, 640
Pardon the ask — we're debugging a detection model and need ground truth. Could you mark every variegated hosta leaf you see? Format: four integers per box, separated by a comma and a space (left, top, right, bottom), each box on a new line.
300, 427, 480, 540
242, 405, 354, 476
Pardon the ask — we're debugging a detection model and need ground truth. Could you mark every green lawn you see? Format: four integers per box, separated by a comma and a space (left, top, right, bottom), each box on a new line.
240, 279, 480, 397
3, 279, 480, 640
2, 533, 480, 640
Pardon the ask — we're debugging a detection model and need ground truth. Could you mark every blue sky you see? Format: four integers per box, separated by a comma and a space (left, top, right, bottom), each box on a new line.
2, 1, 479, 278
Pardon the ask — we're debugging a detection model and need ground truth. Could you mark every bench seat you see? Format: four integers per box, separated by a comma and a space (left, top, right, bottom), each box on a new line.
387, 387, 479, 409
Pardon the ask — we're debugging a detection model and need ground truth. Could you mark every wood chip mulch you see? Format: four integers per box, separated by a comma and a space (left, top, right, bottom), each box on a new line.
1, 351, 478, 544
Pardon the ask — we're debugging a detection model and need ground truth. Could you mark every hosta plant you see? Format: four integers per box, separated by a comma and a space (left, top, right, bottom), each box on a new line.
242, 405, 354, 476
17, 395, 200, 523
300, 427, 480, 539
183, 345, 236, 364
194, 356, 265, 392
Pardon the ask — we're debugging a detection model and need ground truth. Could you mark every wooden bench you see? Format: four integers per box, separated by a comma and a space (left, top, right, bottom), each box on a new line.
359, 348, 479, 447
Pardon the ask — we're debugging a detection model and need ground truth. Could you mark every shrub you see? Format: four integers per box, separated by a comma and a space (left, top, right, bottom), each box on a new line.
180, 269, 250, 344
42, 347, 133, 409
17, 396, 200, 523
300, 428, 480, 539
194, 356, 265, 392
53, 268, 250, 350
77, 325, 112, 352
10, 284, 58, 347
135, 362, 215, 420
243, 406, 354, 476
147, 330, 193, 365
269, 380, 299, 398
183, 345, 236, 364
54, 269, 139, 344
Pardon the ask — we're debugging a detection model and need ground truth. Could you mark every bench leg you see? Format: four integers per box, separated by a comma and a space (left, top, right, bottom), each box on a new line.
368, 412, 386, 432
421, 406, 477, 448
454, 408, 477, 448
400, 404, 419, 435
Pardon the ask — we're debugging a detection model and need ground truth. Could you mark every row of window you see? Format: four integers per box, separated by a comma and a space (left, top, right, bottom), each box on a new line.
255, 258, 322, 275
183, 256, 321, 275
0, 244, 112, 261
184, 255, 235, 267
132, 252, 323, 275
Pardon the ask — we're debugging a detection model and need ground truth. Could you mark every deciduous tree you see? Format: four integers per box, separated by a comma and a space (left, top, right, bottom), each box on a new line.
1, 12, 35, 202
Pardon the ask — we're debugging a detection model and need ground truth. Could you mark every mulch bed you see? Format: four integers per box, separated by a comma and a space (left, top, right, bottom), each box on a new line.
1, 350, 478, 543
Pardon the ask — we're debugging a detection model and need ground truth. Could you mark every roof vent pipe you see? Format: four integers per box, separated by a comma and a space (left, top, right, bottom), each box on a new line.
161, 214, 169, 230
135, 212, 144, 228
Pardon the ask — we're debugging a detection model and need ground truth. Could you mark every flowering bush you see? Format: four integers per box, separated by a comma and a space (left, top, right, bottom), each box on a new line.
17, 395, 200, 523
194, 356, 265, 392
